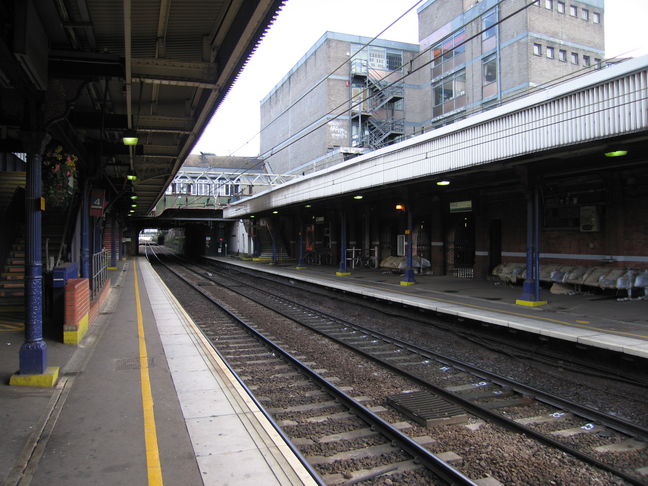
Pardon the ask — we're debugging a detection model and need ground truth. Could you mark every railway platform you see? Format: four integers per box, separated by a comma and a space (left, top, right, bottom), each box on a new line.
0, 257, 317, 486
208, 257, 648, 361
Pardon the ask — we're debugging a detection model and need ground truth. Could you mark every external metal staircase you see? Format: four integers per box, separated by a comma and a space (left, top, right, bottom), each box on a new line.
350, 59, 406, 150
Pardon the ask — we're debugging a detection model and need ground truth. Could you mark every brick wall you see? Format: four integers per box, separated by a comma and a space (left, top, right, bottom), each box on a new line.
64, 278, 90, 345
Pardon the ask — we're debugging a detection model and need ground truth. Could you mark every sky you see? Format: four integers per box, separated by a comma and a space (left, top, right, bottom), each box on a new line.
192, 0, 648, 158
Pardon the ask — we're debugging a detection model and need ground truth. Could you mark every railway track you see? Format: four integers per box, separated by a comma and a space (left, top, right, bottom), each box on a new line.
149, 248, 648, 484
146, 247, 476, 485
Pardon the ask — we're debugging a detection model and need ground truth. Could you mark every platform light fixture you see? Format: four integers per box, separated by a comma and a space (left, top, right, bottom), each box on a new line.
126, 170, 137, 181
305, 204, 312, 208
130, 195, 138, 200
395, 203, 406, 211
353, 195, 363, 200
604, 150, 628, 157
131, 204, 137, 208
122, 129, 139, 146
436, 180, 450, 186
272, 210, 279, 214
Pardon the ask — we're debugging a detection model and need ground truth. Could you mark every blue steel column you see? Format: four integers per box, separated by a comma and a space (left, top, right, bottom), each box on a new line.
296, 215, 305, 269
337, 211, 350, 275
80, 183, 90, 278
111, 216, 118, 267
534, 187, 542, 301
519, 192, 535, 301
401, 209, 416, 285
517, 188, 546, 305
271, 219, 278, 265
19, 151, 47, 374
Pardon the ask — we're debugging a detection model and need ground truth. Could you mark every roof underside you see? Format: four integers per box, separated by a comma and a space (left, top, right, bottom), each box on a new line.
0, 0, 284, 216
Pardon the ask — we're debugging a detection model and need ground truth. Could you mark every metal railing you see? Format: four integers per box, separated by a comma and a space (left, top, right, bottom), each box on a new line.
91, 249, 110, 300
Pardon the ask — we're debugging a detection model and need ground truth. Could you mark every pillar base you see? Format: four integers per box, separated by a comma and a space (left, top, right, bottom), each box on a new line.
295, 266, 306, 270
400, 280, 416, 286
515, 299, 548, 307
10, 366, 60, 387
336, 272, 351, 276
19, 339, 48, 376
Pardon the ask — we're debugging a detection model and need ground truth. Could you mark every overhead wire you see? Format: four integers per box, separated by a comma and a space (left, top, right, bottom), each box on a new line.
183, 0, 509, 198
179, 0, 618, 206
177, 0, 427, 200
271, 86, 648, 202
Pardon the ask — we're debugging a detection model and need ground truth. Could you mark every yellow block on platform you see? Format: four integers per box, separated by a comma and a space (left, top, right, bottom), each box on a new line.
336, 272, 351, 276
10, 366, 60, 387
64, 313, 89, 345
295, 266, 306, 270
400, 281, 415, 286
515, 299, 548, 307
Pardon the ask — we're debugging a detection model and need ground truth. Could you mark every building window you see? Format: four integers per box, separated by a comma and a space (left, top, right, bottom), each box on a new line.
546, 46, 555, 59
432, 28, 466, 76
583, 55, 591, 66
594, 58, 602, 68
482, 9, 498, 52
360, 47, 403, 72
593, 12, 601, 23
386, 51, 403, 71
544, 0, 553, 9
569, 5, 577, 16
533, 43, 542, 56
581, 8, 589, 21
482, 54, 497, 98
559, 49, 567, 62
433, 69, 466, 117
571, 52, 579, 64
557, 1, 565, 13
482, 9, 497, 40
368, 47, 386, 70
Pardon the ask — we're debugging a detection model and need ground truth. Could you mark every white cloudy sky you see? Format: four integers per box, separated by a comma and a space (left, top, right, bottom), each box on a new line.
192, 0, 648, 158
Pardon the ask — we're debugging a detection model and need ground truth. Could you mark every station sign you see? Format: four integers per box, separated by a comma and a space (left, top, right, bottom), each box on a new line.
449, 200, 472, 213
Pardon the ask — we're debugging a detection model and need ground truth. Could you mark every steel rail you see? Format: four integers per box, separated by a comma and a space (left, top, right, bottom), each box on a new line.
143, 246, 326, 486
149, 250, 479, 486
199, 258, 648, 486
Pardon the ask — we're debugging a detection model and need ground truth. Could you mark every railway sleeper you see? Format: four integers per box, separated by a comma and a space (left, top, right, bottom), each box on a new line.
321, 460, 424, 485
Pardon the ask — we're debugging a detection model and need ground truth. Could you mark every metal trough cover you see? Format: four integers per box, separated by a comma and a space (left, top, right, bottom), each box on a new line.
387, 390, 467, 427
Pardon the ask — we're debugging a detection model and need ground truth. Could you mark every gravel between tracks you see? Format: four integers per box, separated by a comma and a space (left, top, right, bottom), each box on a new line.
155, 262, 643, 485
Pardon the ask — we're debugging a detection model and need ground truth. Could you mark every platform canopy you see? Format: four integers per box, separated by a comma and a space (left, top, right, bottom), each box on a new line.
0, 0, 284, 216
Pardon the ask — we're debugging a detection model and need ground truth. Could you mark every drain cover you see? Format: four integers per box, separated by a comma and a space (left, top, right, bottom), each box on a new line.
387, 390, 467, 427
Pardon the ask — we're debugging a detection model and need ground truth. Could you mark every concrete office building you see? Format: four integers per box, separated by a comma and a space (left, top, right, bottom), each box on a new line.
418, 0, 605, 128
260, 32, 419, 175
260, 0, 605, 175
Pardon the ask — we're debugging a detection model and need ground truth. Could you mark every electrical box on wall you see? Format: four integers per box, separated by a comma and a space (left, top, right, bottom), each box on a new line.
580, 205, 600, 232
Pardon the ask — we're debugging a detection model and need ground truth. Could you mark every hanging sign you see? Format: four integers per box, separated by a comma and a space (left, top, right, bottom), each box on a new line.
90, 189, 106, 217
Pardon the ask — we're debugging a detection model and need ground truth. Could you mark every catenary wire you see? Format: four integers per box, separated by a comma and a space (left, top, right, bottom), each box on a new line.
178, 0, 615, 204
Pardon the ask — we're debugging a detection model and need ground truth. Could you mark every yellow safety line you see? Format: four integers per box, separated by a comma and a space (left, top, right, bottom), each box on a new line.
0, 325, 24, 331
133, 261, 164, 485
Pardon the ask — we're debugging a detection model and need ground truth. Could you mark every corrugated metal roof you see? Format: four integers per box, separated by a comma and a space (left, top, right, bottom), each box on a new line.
225, 55, 648, 217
